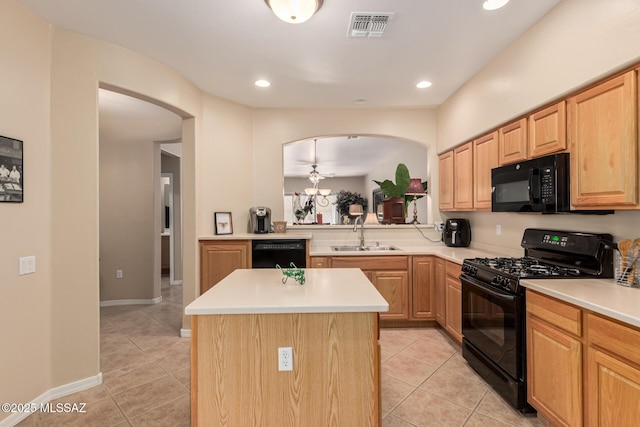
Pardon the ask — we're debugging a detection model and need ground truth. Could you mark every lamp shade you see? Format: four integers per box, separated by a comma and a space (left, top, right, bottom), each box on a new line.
348, 204, 364, 216
264, 0, 323, 24
406, 178, 425, 195
364, 213, 379, 224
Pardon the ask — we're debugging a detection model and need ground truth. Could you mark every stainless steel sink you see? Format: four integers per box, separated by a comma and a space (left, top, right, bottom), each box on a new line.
331, 245, 400, 252
365, 245, 399, 251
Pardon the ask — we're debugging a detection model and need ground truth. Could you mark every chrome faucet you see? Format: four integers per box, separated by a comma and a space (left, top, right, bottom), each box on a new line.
353, 215, 365, 248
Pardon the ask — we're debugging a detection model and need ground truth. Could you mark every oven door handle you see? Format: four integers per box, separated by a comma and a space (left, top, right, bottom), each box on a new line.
461, 274, 517, 302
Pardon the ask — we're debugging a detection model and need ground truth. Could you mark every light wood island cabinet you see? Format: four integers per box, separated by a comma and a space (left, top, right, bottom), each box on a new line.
567, 70, 638, 209
473, 131, 499, 210
498, 117, 528, 166
199, 240, 250, 294
188, 269, 386, 426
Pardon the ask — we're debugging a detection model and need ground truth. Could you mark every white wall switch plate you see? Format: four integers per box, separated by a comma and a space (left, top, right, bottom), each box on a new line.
19, 256, 36, 275
278, 347, 293, 371
496, 225, 501, 236
116, 269, 123, 279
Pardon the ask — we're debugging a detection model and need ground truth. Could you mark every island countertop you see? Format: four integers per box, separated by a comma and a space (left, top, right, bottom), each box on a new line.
185, 268, 389, 315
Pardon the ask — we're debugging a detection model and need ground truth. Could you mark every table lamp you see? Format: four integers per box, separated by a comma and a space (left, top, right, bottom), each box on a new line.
406, 178, 426, 224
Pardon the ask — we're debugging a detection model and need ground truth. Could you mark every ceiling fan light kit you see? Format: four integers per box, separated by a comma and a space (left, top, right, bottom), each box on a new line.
264, 0, 323, 24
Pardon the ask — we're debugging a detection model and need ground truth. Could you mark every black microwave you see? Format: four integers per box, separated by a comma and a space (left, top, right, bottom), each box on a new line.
491, 153, 570, 213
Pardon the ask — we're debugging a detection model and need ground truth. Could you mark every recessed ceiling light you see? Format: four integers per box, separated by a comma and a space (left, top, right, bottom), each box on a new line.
255, 79, 271, 88
416, 81, 432, 89
483, 0, 509, 11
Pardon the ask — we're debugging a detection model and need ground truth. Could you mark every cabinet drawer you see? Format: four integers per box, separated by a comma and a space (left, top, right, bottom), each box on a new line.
588, 313, 640, 367
526, 291, 582, 337
331, 256, 408, 270
445, 261, 462, 278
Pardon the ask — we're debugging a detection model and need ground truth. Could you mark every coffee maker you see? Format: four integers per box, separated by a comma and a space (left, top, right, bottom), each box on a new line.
249, 207, 271, 234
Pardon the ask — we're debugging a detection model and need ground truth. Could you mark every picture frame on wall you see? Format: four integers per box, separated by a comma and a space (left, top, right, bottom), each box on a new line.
0, 135, 23, 203
214, 212, 233, 235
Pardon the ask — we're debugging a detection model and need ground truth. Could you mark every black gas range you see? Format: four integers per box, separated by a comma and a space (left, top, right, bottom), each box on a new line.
460, 228, 614, 413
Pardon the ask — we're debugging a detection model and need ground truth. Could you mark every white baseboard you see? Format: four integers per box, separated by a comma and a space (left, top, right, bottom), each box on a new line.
180, 328, 191, 338
100, 297, 162, 307
0, 373, 102, 427
170, 279, 182, 286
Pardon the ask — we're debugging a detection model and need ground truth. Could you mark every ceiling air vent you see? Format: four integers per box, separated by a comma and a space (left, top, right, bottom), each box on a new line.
348, 12, 394, 38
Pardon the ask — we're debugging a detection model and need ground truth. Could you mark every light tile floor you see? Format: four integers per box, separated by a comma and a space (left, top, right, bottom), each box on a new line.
17, 277, 546, 427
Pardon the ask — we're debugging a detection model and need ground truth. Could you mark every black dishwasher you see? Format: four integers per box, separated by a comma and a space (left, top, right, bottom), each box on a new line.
251, 239, 307, 268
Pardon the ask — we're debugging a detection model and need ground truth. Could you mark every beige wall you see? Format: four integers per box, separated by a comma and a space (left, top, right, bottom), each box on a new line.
48, 28, 202, 388
437, 0, 640, 151
0, 1, 52, 417
99, 137, 158, 301
252, 109, 438, 224
436, 0, 640, 250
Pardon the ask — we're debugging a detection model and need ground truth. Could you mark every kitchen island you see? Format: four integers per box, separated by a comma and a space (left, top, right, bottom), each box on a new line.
185, 268, 389, 427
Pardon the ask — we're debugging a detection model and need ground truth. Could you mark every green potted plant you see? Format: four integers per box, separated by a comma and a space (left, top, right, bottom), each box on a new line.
373, 163, 427, 223
335, 190, 368, 224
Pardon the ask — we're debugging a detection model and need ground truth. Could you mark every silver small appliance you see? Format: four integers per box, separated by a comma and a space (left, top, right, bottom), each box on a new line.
249, 207, 271, 234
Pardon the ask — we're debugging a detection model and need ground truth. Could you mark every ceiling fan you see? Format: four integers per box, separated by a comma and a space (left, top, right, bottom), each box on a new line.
307, 139, 333, 183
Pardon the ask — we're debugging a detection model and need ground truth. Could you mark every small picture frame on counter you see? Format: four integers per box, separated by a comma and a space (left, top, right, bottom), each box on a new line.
214, 212, 233, 235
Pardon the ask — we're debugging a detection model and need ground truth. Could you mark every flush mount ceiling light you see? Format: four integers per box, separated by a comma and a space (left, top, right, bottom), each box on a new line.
255, 79, 271, 87
416, 80, 432, 89
264, 0, 323, 24
483, 0, 509, 11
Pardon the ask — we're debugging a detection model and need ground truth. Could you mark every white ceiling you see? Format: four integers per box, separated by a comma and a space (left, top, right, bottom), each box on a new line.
20, 0, 561, 109
32, 0, 562, 175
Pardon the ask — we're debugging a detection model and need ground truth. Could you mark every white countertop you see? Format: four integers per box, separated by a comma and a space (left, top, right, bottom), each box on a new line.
185, 268, 389, 315
309, 243, 514, 265
199, 233, 313, 240
521, 278, 640, 328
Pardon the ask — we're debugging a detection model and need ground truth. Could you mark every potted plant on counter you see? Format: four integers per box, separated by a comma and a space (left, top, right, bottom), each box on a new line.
373, 163, 426, 224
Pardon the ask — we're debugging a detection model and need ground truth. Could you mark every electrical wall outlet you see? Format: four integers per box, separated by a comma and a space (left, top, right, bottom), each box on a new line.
116, 269, 123, 279
278, 347, 293, 371
496, 224, 502, 236
18, 256, 36, 275
434, 221, 444, 231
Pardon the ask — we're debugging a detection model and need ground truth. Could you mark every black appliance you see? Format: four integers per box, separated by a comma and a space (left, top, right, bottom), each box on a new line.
443, 218, 471, 247
492, 153, 571, 213
251, 239, 307, 269
249, 207, 271, 234
460, 228, 614, 413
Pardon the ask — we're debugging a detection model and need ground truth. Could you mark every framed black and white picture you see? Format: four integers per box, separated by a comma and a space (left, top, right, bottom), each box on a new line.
214, 212, 233, 235
0, 135, 23, 203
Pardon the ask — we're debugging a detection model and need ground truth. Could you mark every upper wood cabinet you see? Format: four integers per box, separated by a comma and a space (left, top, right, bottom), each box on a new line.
438, 150, 454, 211
473, 131, 499, 211
568, 70, 638, 209
528, 101, 567, 158
454, 142, 474, 210
498, 118, 528, 166
200, 240, 251, 294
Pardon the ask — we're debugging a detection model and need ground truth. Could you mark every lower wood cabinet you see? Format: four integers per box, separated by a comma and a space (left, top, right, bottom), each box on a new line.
526, 290, 583, 427
434, 257, 446, 327
330, 256, 410, 321
526, 290, 640, 427
199, 240, 250, 294
586, 313, 640, 427
411, 256, 435, 319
